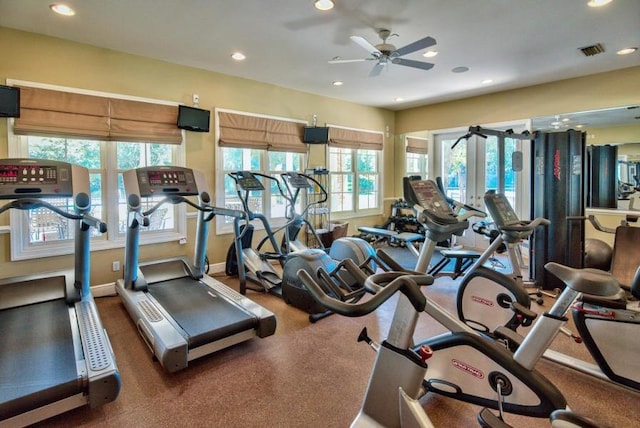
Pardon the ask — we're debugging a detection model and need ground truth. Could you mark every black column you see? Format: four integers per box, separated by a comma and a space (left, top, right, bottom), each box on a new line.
531, 130, 586, 289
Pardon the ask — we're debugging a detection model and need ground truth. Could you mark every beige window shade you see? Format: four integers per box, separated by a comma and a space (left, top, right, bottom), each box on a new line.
13, 86, 181, 144
406, 137, 428, 154
218, 111, 306, 153
328, 126, 383, 150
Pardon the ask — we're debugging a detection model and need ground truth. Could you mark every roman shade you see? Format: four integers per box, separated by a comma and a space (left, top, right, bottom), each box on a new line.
14, 86, 182, 144
406, 137, 428, 154
328, 126, 383, 151
218, 111, 306, 153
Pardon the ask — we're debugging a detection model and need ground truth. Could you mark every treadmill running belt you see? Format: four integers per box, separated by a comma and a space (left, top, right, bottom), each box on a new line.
0, 299, 81, 419
148, 277, 257, 349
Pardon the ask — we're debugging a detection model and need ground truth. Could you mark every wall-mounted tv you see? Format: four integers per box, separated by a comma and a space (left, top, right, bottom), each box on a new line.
177, 105, 210, 132
303, 126, 329, 144
0, 85, 20, 118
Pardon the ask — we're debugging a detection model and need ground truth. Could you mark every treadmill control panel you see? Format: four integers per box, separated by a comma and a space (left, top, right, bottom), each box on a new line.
136, 167, 198, 196
0, 159, 74, 198
283, 172, 310, 189
235, 171, 265, 191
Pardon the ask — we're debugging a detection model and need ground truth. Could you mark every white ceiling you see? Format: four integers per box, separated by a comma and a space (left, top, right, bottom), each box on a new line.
0, 0, 639, 111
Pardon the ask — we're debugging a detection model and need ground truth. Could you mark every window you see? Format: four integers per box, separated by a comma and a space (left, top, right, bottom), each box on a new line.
405, 136, 428, 179
9, 135, 185, 260
326, 125, 383, 216
6, 81, 185, 261
328, 146, 381, 214
406, 152, 428, 178
215, 109, 307, 234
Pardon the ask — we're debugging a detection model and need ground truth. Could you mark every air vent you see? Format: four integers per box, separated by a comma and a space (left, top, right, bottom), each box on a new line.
579, 43, 605, 56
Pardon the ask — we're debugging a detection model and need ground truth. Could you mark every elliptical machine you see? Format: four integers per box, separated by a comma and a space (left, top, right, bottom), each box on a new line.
226, 171, 374, 321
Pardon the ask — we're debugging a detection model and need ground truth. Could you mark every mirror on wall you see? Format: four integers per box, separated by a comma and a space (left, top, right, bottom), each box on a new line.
532, 106, 640, 211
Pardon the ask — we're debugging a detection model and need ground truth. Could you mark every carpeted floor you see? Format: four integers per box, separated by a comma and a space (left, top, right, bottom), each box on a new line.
33, 247, 640, 428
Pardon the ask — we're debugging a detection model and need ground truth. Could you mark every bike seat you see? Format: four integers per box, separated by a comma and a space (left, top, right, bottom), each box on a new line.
545, 262, 620, 297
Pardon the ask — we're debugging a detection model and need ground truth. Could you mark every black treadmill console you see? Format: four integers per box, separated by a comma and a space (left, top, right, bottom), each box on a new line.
236, 171, 265, 191
484, 191, 520, 227
283, 172, 310, 189
408, 180, 457, 224
0, 159, 74, 199
136, 166, 199, 197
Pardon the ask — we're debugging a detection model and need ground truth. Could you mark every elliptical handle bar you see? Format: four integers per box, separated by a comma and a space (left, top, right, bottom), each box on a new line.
298, 266, 429, 317
500, 217, 550, 232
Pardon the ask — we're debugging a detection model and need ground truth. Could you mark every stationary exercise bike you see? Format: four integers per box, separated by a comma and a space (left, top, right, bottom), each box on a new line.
298, 195, 617, 427
456, 190, 552, 334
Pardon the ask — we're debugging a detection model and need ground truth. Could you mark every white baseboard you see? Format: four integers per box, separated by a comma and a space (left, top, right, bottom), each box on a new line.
209, 262, 225, 273
92, 282, 116, 297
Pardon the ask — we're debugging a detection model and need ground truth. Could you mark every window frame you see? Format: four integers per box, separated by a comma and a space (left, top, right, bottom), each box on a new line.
214, 108, 307, 235
6, 80, 186, 261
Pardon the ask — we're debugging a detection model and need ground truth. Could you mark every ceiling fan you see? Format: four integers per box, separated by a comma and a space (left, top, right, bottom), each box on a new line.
329, 29, 437, 77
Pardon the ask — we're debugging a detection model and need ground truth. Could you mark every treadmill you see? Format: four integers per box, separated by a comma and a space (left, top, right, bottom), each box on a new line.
0, 159, 120, 426
116, 166, 276, 373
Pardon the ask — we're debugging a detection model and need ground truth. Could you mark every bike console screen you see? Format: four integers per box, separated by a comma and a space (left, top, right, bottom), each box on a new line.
0, 160, 74, 198
409, 180, 457, 223
484, 192, 519, 226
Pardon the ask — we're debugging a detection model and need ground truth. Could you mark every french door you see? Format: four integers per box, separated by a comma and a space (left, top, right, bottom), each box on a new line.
433, 127, 523, 250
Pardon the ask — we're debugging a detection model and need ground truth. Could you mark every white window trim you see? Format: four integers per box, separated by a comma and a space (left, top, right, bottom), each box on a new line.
6, 79, 186, 261
325, 124, 384, 220
214, 108, 308, 235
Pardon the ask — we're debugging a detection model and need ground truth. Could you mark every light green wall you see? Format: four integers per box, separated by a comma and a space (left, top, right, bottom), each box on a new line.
0, 27, 394, 284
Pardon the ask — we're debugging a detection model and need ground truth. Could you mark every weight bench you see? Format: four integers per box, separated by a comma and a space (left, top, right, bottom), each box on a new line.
428, 249, 481, 279
357, 226, 422, 257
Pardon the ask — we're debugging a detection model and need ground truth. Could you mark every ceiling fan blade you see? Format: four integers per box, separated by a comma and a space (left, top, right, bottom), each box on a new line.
328, 58, 374, 64
391, 58, 434, 71
369, 63, 384, 77
350, 35, 382, 57
392, 36, 436, 57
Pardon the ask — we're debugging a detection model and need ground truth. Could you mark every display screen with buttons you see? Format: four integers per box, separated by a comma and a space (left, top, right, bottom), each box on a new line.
147, 170, 187, 186
0, 164, 59, 184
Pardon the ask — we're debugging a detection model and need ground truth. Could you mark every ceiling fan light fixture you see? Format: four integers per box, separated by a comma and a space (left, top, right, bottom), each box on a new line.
49, 3, 75, 16
314, 0, 334, 11
422, 50, 438, 58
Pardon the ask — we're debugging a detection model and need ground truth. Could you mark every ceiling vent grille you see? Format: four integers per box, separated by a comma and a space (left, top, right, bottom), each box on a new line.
579, 43, 605, 56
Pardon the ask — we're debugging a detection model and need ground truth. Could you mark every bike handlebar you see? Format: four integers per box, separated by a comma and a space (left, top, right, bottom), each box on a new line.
500, 217, 550, 232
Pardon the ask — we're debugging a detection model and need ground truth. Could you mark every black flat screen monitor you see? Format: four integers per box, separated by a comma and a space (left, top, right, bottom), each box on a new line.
0, 85, 20, 118
177, 105, 210, 132
303, 126, 329, 144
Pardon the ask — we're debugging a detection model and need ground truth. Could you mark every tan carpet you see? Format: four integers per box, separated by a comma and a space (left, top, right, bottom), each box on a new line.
33, 271, 640, 428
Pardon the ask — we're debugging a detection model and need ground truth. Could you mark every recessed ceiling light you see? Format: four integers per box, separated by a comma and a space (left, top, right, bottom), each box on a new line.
395, 97, 404, 102
332, 81, 343, 86
49, 3, 75, 16
231, 52, 246, 61
587, 0, 612, 7
576, 125, 584, 128
562, 118, 570, 122
617, 47, 638, 55
551, 121, 563, 126
452, 66, 469, 73
422, 50, 438, 58
314, 0, 334, 11
481, 79, 493, 84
